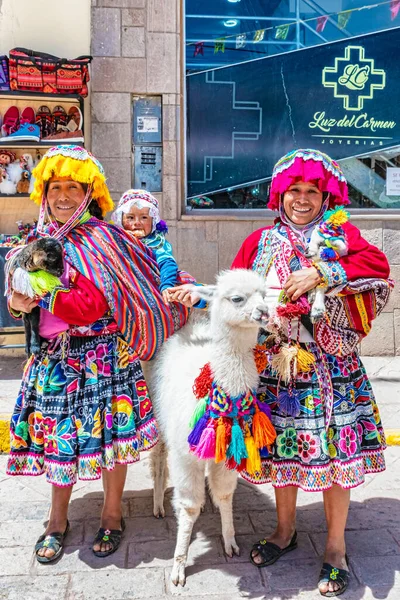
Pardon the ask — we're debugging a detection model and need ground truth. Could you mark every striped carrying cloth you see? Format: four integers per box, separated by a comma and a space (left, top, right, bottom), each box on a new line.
61, 218, 192, 360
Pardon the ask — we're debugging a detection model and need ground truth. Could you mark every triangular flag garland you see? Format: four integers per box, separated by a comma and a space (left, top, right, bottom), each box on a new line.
253, 29, 265, 42
188, 361, 276, 475
316, 15, 328, 33
214, 37, 226, 54
193, 41, 204, 57
236, 33, 247, 49
391, 0, 400, 20
275, 24, 290, 40
338, 10, 351, 29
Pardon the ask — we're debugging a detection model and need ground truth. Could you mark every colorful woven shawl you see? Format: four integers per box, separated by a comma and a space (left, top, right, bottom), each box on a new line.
62, 218, 192, 360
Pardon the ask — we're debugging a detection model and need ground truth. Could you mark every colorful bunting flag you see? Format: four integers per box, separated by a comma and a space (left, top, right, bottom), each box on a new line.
338, 10, 351, 29
275, 24, 289, 40
214, 37, 226, 54
253, 29, 265, 43
236, 33, 247, 49
193, 42, 204, 57
390, 0, 400, 20
316, 15, 328, 33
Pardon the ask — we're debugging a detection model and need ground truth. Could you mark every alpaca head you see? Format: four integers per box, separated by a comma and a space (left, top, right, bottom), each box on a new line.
194, 269, 269, 329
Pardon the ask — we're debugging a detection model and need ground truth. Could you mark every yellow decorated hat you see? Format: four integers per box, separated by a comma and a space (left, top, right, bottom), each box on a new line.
31, 145, 114, 215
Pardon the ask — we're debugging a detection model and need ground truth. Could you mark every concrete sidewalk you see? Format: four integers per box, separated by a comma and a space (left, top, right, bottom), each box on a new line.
0, 448, 399, 600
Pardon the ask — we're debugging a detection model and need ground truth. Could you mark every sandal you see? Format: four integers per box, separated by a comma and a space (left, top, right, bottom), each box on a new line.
250, 530, 298, 567
35, 520, 70, 564
318, 555, 349, 597
92, 517, 126, 558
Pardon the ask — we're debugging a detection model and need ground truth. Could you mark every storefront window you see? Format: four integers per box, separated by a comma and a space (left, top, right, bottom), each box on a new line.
185, 1, 400, 210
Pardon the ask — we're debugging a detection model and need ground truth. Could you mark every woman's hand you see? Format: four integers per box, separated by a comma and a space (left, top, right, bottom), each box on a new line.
168, 284, 200, 308
9, 291, 38, 314
283, 267, 322, 301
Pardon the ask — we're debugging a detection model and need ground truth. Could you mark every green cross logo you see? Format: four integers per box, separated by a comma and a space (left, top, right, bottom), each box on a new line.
322, 45, 386, 111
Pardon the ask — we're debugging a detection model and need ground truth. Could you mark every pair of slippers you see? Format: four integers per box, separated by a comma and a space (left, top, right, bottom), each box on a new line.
0, 106, 35, 137
36, 105, 83, 139
250, 532, 349, 597
35, 518, 125, 564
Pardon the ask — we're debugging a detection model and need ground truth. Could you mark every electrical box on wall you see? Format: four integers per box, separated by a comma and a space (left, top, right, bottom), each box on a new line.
132, 96, 162, 192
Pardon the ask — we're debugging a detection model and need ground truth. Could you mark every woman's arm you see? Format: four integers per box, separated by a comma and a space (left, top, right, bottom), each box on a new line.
38, 269, 109, 325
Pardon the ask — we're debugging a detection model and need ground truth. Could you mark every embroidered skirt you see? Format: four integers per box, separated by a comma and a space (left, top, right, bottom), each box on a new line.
241, 348, 385, 491
6, 332, 158, 486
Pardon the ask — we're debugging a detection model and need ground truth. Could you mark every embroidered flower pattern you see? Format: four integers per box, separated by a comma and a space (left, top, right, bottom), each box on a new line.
338, 425, 357, 458
276, 427, 298, 459
28, 411, 44, 446
297, 431, 321, 463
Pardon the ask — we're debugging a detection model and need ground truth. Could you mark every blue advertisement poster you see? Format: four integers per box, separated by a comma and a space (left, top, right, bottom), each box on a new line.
187, 27, 400, 198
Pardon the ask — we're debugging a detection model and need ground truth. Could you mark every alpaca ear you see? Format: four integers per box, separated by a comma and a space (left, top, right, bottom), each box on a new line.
194, 285, 218, 302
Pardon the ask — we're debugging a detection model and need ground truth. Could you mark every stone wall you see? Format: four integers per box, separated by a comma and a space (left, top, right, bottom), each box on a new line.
90, 0, 399, 357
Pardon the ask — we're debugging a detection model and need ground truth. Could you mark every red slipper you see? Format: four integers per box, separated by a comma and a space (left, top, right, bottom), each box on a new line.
1, 105, 19, 136
35, 105, 52, 139
20, 107, 36, 125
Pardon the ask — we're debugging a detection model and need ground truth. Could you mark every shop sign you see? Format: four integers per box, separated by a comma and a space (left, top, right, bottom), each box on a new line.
187, 27, 400, 198
386, 168, 400, 195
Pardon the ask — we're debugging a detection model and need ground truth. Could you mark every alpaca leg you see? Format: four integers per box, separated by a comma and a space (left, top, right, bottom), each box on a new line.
29, 307, 41, 356
310, 287, 326, 322
207, 462, 239, 557
170, 453, 206, 586
150, 439, 168, 518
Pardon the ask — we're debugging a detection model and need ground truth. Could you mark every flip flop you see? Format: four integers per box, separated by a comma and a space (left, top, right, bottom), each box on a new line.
35, 520, 70, 564
92, 517, 126, 558
250, 530, 298, 567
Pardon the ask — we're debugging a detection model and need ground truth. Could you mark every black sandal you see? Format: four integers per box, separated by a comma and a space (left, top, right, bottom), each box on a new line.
35, 520, 70, 564
318, 555, 349, 597
250, 530, 298, 567
92, 517, 126, 558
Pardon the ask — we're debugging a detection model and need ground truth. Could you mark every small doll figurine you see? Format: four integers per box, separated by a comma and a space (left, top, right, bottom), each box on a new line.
0, 150, 17, 167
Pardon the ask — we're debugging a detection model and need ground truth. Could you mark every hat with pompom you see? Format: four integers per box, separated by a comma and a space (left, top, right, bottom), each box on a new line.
30, 145, 114, 216
268, 149, 349, 210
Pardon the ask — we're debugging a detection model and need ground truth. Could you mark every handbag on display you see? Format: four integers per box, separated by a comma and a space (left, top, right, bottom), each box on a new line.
0, 56, 10, 90
8, 48, 93, 96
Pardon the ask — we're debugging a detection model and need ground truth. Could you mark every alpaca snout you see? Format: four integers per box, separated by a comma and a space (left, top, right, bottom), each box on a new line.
251, 304, 269, 324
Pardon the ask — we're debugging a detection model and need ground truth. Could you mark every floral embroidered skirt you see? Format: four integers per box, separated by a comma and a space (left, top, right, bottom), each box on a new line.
6, 332, 158, 486
241, 348, 385, 491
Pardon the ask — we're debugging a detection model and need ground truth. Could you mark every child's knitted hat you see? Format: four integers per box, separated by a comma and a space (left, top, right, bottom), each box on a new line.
112, 189, 160, 232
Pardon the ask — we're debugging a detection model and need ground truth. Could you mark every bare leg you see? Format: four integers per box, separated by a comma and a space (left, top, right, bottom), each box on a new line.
207, 461, 239, 557
251, 485, 298, 565
318, 485, 350, 595
92, 464, 127, 553
36, 485, 72, 559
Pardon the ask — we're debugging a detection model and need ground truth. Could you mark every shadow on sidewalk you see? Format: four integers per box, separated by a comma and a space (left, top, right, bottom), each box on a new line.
60, 480, 400, 599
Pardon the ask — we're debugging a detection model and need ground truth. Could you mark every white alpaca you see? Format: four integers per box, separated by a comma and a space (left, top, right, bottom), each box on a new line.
143, 269, 270, 587
307, 227, 347, 322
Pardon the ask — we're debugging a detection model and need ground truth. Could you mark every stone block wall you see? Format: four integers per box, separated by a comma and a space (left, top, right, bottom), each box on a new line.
90, 0, 399, 356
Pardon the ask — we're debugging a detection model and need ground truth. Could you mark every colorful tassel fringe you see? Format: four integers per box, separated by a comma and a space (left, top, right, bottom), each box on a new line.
189, 396, 207, 429
278, 389, 301, 417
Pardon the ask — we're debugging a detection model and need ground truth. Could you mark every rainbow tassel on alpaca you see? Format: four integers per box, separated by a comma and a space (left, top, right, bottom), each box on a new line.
194, 421, 216, 460
226, 419, 248, 465
278, 389, 301, 417
188, 413, 208, 446
215, 418, 228, 463
244, 426, 262, 475
189, 396, 208, 429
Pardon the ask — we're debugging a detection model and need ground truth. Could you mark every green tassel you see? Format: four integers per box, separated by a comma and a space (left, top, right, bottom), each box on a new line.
226, 419, 248, 464
28, 270, 62, 296
189, 396, 208, 429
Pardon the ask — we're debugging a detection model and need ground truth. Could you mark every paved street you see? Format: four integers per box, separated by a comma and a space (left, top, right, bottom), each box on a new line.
0, 449, 400, 600
0, 357, 399, 599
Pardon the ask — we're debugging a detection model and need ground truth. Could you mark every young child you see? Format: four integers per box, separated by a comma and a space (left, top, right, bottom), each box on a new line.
112, 189, 178, 303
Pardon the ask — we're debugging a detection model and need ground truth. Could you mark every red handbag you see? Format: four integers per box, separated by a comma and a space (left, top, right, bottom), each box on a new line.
9, 48, 92, 97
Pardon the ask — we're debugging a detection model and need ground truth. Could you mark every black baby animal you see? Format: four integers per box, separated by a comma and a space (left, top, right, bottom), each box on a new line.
12, 238, 64, 356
